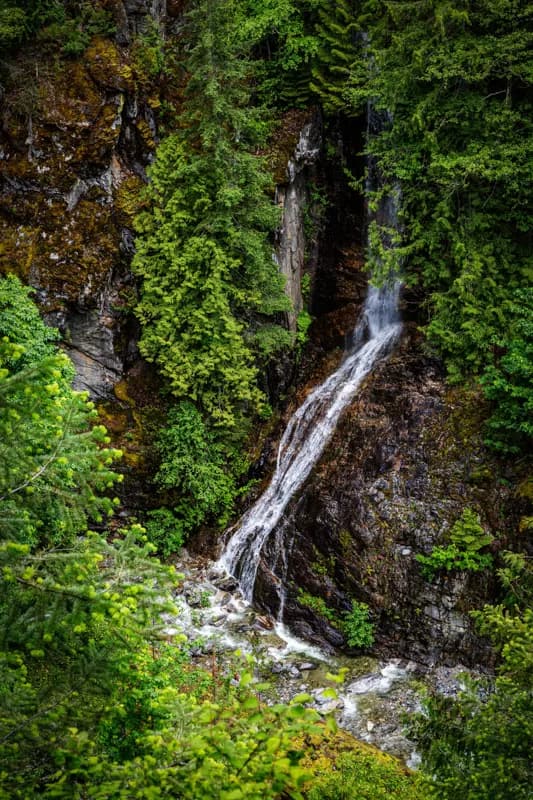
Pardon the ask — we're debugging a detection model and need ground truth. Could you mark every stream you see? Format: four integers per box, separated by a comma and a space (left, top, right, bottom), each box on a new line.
169, 273, 419, 763
169, 552, 469, 769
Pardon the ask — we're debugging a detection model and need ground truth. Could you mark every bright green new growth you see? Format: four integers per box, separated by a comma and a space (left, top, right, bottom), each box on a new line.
0, 274, 59, 369
416, 508, 494, 581
0, 276, 121, 547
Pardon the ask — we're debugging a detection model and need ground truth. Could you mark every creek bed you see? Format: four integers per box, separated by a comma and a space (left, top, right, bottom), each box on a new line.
167, 552, 470, 768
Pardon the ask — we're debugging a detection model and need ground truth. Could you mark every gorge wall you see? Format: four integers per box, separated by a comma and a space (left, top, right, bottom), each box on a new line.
1, 5, 524, 671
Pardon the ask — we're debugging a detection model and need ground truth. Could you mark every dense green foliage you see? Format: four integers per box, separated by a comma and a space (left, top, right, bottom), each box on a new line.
273, 0, 533, 454
340, 0, 533, 452
0, 277, 120, 546
133, 0, 291, 433
145, 402, 239, 555
309, 0, 360, 114
410, 552, 533, 799
244, 0, 320, 108
0, 0, 114, 53
2, 2, 531, 795
0, 274, 59, 368
480, 288, 533, 453
416, 508, 494, 580
0, 529, 177, 797
0, 277, 326, 799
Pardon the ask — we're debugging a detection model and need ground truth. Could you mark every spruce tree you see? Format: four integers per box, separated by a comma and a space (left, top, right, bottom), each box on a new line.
134, 0, 291, 432
310, 0, 360, 113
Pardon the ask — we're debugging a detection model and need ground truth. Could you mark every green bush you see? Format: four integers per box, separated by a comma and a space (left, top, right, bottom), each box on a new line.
151, 402, 239, 552
342, 601, 375, 649
143, 508, 186, 558
416, 508, 494, 581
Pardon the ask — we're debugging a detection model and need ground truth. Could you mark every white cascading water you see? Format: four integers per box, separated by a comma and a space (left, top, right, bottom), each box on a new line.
217, 277, 402, 602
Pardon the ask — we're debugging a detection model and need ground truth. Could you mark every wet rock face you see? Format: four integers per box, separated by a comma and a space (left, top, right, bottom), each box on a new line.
0, 7, 174, 398
253, 325, 514, 667
275, 114, 321, 331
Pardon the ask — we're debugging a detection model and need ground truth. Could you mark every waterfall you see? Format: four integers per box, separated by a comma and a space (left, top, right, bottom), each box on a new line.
217, 277, 402, 602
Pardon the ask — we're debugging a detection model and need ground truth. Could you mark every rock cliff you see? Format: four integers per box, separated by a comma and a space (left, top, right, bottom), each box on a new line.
252, 321, 524, 666
0, 1, 177, 397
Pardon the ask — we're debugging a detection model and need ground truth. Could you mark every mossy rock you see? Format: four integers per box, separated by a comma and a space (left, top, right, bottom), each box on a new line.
115, 175, 146, 222
264, 108, 316, 185
85, 37, 135, 92
114, 379, 134, 405
301, 727, 425, 800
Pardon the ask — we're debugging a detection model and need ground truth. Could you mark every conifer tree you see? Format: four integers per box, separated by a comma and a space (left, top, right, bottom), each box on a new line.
0, 276, 120, 546
134, 0, 291, 432
310, 0, 360, 113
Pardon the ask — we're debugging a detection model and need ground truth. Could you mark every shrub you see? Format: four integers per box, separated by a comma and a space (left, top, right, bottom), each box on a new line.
151, 402, 238, 551
342, 601, 374, 649
416, 508, 494, 580
143, 508, 186, 558
306, 749, 425, 800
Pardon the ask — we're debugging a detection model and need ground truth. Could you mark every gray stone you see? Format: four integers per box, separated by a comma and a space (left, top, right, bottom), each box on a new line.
275, 116, 321, 331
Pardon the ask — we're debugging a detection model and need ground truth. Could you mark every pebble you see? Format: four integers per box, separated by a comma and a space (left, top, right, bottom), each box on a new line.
317, 699, 344, 714
288, 666, 301, 678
